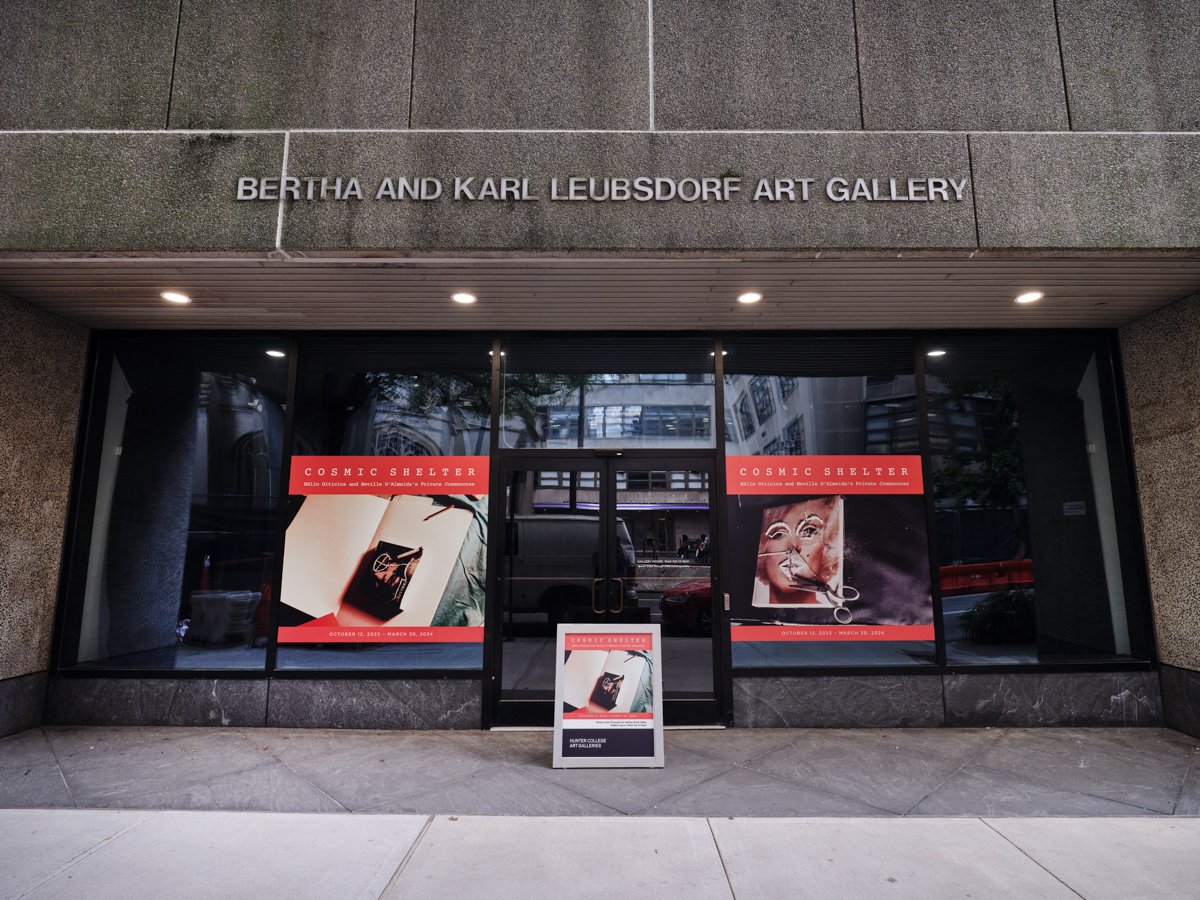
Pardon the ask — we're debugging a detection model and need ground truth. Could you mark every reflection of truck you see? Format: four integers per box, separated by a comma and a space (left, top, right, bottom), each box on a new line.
503, 515, 639, 620
939, 559, 1034, 597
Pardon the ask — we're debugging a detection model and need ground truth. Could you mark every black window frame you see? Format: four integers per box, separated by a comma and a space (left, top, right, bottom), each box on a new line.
51, 328, 1158, 683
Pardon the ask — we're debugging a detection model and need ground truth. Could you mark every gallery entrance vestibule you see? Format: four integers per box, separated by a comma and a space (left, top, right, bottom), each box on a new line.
489, 452, 723, 726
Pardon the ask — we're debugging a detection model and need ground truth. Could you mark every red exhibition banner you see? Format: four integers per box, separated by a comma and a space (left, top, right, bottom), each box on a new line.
724, 454, 934, 643
278, 454, 489, 644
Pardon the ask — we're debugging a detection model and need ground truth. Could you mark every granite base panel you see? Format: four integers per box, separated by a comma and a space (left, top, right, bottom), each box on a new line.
943, 671, 1163, 727
265, 679, 482, 730
1159, 665, 1200, 738
39, 672, 1170, 731
733, 672, 1164, 729
42, 677, 483, 729
0, 671, 47, 737
733, 675, 946, 727
44, 678, 269, 727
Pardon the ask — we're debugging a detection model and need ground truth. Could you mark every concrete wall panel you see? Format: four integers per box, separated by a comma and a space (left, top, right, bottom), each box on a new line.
2, 130, 1198, 255
856, 0, 1068, 131
0, 134, 283, 252
410, 0, 649, 129
0, 294, 88, 681
170, 0, 415, 129
1121, 293, 1200, 672
1058, 0, 1200, 131
0, 0, 177, 128
653, 0, 860, 130
281, 131, 976, 250
971, 133, 1200, 248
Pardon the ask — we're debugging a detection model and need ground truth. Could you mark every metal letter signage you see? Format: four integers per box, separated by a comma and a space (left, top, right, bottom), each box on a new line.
234, 173, 970, 205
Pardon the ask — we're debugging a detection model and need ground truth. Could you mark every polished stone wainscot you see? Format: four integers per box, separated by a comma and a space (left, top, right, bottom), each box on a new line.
44, 677, 482, 729
0, 672, 47, 738
733, 675, 945, 727
942, 672, 1163, 727
1159, 665, 1200, 738
734, 672, 1164, 728
265, 679, 480, 730
44, 678, 270, 728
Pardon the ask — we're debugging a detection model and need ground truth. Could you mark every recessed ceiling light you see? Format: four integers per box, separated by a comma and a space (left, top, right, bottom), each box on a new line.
161, 291, 191, 304
452, 293, 477, 304
1015, 291, 1044, 304
265, 349, 286, 358
737, 292, 763, 304
926, 349, 947, 358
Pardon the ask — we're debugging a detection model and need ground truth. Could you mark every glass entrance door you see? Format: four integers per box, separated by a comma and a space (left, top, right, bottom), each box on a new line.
489, 454, 721, 725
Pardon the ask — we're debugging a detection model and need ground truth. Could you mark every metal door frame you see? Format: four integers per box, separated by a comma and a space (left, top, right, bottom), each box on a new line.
484, 449, 726, 727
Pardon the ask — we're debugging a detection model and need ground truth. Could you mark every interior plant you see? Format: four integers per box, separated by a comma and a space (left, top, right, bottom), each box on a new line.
959, 588, 1036, 644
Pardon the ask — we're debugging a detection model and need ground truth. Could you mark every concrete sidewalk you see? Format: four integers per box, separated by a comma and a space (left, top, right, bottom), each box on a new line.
3, 726, 1198, 898
2, 725, 1197, 817
2, 809, 1199, 899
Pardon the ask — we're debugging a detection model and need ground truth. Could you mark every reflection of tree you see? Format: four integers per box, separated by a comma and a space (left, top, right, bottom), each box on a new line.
364, 372, 491, 455
364, 372, 602, 450
501, 373, 596, 447
932, 377, 1025, 507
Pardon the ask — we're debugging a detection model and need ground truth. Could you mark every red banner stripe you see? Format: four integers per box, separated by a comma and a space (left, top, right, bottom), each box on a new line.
732, 624, 936, 642
277, 625, 484, 643
726, 455, 924, 495
289, 455, 489, 495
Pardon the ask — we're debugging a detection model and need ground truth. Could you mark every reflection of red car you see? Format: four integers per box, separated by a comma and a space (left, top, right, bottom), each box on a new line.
939, 559, 1034, 597
660, 578, 714, 636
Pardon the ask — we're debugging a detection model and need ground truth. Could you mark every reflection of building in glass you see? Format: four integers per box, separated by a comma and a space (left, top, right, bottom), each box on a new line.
193, 371, 283, 508
336, 374, 491, 457
749, 376, 775, 422
541, 404, 711, 442
736, 393, 755, 438
503, 374, 717, 557
507, 373, 714, 450
725, 374, 920, 456
925, 376, 1029, 567
862, 375, 920, 454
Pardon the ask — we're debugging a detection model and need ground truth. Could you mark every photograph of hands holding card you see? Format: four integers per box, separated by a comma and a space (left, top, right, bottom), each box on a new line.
279, 492, 486, 638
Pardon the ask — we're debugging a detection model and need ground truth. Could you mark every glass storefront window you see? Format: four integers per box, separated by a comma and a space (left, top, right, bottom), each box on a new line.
275, 336, 492, 671
926, 335, 1148, 665
722, 335, 934, 669
63, 337, 288, 670
56, 330, 1151, 685
724, 373, 936, 668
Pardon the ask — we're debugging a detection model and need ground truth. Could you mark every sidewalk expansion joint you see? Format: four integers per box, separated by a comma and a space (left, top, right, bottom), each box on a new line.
376, 814, 435, 899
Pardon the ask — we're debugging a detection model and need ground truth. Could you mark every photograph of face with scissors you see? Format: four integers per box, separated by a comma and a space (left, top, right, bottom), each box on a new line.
752, 496, 860, 622
727, 490, 933, 631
